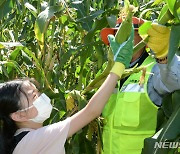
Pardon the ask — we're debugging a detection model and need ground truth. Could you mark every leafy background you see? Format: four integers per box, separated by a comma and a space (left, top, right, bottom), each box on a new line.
0, 0, 179, 153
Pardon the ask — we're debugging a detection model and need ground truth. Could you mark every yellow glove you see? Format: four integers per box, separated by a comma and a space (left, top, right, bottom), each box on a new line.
147, 23, 170, 58
110, 62, 125, 78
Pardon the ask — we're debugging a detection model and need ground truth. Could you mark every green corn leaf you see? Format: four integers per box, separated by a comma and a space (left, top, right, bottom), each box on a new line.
21, 47, 54, 92
0, 60, 26, 76
0, 11, 16, 31
76, 10, 104, 23
173, 0, 180, 21
84, 16, 107, 44
0, 43, 4, 49
71, 1, 104, 31
71, 1, 86, 19
60, 49, 76, 68
9, 48, 21, 60
94, 45, 104, 69
139, 8, 153, 19
158, 4, 174, 25
1, 64, 9, 78
24, 2, 37, 17
138, 21, 152, 36
0, 0, 5, 6
21, 51, 33, 65
168, 24, 180, 64
143, 91, 180, 154
0, 42, 23, 49
34, 6, 63, 50
153, 92, 180, 154
166, 0, 176, 15
20, 47, 41, 70
0, 0, 14, 20
152, 0, 163, 6
106, 15, 117, 28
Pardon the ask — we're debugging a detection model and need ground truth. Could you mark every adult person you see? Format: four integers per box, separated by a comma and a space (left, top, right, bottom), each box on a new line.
0, 25, 134, 153
100, 17, 180, 154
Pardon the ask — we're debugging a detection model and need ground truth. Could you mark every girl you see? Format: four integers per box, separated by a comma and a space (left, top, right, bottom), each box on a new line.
0, 74, 120, 154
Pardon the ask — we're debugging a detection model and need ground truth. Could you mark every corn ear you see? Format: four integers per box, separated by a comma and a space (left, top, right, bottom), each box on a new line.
115, 5, 134, 44
66, 95, 75, 111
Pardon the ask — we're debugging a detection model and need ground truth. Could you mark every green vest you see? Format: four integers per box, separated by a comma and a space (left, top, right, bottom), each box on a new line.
102, 56, 158, 154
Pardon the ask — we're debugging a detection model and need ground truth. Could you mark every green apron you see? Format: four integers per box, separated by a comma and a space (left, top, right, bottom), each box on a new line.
102, 56, 158, 154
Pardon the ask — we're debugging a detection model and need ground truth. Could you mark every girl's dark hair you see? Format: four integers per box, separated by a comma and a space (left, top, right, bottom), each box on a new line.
0, 78, 38, 154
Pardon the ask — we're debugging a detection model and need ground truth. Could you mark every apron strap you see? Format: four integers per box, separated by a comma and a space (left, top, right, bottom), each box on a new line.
12, 131, 29, 152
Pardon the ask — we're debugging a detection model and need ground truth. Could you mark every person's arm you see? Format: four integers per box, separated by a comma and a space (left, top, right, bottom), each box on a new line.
152, 54, 180, 95
68, 26, 134, 137
146, 23, 180, 95
68, 72, 119, 137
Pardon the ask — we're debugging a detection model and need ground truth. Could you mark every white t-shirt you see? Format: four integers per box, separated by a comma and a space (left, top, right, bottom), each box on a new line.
13, 118, 71, 154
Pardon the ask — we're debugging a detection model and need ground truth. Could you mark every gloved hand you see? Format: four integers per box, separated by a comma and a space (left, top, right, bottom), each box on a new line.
147, 23, 170, 58
108, 27, 134, 68
107, 27, 134, 78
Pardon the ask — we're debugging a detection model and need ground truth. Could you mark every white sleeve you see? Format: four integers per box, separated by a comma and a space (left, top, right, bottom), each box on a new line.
153, 55, 180, 94
13, 118, 71, 154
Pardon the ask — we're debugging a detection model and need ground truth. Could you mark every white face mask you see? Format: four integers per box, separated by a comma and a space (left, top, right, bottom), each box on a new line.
19, 93, 53, 123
